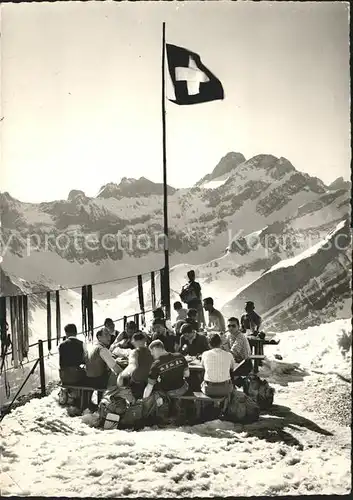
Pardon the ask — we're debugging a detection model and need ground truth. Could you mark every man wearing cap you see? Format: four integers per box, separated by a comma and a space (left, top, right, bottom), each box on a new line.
241, 301, 262, 335
143, 340, 190, 398
179, 323, 209, 357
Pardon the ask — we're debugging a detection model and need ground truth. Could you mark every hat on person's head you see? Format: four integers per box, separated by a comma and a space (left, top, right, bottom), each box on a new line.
245, 301, 255, 309
180, 323, 194, 335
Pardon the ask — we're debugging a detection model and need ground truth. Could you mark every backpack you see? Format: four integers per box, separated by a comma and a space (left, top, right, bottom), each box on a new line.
243, 374, 275, 410
119, 391, 170, 429
58, 387, 80, 407
180, 283, 198, 304
98, 386, 134, 428
223, 389, 260, 424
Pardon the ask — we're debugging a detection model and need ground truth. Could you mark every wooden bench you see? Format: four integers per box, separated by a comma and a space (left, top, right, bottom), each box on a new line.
170, 391, 225, 420
61, 385, 105, 411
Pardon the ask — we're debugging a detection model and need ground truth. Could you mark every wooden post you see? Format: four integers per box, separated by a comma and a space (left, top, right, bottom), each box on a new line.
38, 340, 46, 397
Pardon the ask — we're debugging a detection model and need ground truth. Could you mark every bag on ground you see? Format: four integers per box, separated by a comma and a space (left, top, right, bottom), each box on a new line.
223, 388, 260, 424
119, 391, 170, 428
243, 374, 275, 410
98, 386, 134, 427
58, 387, 80, 407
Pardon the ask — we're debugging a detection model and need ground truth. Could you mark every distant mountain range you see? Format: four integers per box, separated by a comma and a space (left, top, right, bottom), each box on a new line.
0, 152, 350, 332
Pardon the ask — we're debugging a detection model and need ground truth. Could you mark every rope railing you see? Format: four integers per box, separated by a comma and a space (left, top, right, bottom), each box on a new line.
2, 306, 157, 362
0, 267, 162, 298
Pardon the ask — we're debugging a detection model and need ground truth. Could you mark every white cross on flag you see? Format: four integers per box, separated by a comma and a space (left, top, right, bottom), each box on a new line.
166, 44, 224, 105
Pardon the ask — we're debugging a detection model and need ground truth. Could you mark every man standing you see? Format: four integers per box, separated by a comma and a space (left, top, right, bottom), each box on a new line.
180, 270, 205, 328
143, 340, 190, 398
59, 324, 86, 386
203, 297, 226, 333
200, 333, 236, 397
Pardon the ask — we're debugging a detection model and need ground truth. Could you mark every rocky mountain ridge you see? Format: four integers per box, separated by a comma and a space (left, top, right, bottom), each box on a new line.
0, 151, 350, 332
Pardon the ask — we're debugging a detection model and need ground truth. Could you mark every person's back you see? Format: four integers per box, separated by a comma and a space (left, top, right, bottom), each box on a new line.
59, 324, 86, 386
150, 351, 188, 393
201, 334, 236, 397
130, 346, 153, 384
59, 337, 84, 369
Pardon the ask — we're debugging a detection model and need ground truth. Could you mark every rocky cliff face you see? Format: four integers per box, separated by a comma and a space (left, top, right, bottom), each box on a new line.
0, 152, 350, 335
222, 219, 351, 331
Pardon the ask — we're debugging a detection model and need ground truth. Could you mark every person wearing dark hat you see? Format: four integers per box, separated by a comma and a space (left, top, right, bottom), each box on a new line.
179, 323, 209, 357
241, 301, 262, 335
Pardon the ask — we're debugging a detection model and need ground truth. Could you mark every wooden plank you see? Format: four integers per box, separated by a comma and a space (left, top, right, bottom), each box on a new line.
62, 385, 105, 392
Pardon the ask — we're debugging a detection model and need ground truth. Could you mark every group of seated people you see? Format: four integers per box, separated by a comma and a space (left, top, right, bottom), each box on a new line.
58, 299, 262, 408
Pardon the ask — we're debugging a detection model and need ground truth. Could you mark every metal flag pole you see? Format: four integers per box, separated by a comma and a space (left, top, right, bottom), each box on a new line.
162, 21, 171, 320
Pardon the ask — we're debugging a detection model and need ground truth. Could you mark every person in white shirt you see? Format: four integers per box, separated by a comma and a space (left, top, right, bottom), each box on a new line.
200, 333, 236, 397
173, 301, 188, 322
226, 317, 253, 381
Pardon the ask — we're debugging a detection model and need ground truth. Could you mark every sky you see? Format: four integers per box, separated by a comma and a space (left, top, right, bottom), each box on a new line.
0, 1, 350, 203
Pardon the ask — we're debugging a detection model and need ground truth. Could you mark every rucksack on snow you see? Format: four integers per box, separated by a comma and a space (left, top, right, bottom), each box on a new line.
243, 374, 275, 410
223, 389, 260, 424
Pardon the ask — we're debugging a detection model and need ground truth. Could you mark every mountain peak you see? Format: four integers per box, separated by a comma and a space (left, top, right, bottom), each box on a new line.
97, 177, 176, 199
197, 152, 246, 186
328, 177, 351, 191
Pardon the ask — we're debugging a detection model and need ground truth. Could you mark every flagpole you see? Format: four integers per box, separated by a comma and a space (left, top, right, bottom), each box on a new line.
162, 21, 171, 320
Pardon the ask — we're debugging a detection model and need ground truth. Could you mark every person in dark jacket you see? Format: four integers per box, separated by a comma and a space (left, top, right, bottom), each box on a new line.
58, 324, 86, 385
241, 301, 262, 335
180, 270, 206, 328
179, 323, 209, 357
151, 318, 178, 353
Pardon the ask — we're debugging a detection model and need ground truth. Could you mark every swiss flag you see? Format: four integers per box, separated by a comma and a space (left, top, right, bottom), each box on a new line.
166, 44, 224, 105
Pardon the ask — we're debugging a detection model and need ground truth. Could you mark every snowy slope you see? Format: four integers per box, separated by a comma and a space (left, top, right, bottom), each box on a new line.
222, 219, 351, 330
1, 319, 351, 497
1, 153, 349, 295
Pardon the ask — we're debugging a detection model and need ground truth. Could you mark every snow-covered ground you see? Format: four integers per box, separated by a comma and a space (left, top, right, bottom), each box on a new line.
1, 319, 351, 497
